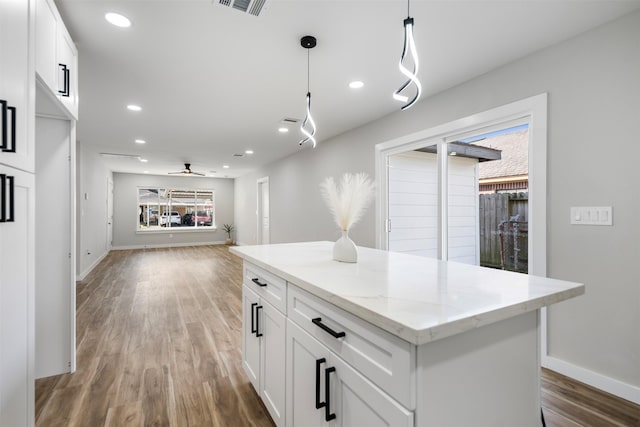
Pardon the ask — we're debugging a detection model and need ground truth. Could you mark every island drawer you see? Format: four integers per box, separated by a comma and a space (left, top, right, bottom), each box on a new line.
287, 284, 415, 409
243, 262, 287, 314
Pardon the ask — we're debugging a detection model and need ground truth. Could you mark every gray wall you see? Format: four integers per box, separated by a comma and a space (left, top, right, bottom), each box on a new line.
235, 12, 640, 392
76, 143, 111, 279
112, 173, 234, 248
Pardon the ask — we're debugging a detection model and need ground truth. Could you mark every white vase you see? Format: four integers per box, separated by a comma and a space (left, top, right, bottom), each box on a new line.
333, 229, 357, 263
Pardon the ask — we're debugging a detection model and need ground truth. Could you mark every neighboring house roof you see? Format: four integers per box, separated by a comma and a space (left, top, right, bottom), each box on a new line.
474, 130, 529, 179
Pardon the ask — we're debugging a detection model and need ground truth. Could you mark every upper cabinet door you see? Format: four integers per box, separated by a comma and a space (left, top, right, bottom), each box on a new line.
0, 0, 34, 172
56, 26, 78, 119
35, 0, 57, 92
34, 0, 78, 120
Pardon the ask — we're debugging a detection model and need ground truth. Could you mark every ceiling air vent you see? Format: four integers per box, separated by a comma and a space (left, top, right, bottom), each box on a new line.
216, 0, 268, 17
281, 117, 300, 124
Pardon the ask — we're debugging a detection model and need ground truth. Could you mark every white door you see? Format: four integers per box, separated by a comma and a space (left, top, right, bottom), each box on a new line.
260, 301, 286, 426
35, 116, 72, 378
286, 321, 413, 427
0, 167, 35, 427
107, 176, 113, 250
257, 177, 270, 244
242, 285, 261, 391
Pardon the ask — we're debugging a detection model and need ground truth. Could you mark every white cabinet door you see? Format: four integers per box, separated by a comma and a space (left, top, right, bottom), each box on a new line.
34, 0, 78, 119
0, 0, 34, 172
242, 285, 260, 392
259, 301, 286, 427
56, 26, 78, 119
0, 166, 35, 427
286, 321, 413, 427
35, 0, 57, 92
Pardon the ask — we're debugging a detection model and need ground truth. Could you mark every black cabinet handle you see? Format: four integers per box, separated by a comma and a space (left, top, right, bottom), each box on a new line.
315, 358, 326, 409
250, 302, 258, 334
58, 64, 70, 97
255, 305, 263, 337
6, 176, 13, 222
0, 174, 5, 223
312, 317, 346, 339
251, 277, 267, 287
1, 100, 16, 153
324, 366, 336, 421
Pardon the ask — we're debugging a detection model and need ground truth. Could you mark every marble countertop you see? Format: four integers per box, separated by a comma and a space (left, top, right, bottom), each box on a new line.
230, 241, 584, 345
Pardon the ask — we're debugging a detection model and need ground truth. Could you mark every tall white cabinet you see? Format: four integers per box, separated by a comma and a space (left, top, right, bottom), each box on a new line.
0, 0, 36, 425
1, 0, 77, 424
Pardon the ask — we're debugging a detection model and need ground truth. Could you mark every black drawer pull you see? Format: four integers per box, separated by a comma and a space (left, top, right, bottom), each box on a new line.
6, 176, 14, 222
324, 366, 336, 421
0, 174, 5, 222
312, 317, 345, 339
315, 358, 326, 409
58, 64, 70, 97
255, 305, 263, 337
1, 100, 16, 153
251, 277, 267, 287
250, 302, 258, 334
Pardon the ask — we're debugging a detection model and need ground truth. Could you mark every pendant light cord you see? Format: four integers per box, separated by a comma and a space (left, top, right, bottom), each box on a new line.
407, 0, 410, 17
307, 49, 310, 92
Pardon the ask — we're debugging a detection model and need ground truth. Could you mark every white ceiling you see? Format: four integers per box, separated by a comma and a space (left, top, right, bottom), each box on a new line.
56, 0, 640, 178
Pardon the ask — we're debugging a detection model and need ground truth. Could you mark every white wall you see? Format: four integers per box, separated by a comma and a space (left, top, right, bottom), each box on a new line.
235, 11, 640, 399
112, 173, 234, 248
76, 143, 111, 280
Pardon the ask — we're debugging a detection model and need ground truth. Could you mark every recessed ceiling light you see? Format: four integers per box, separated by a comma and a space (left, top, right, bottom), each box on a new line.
127, 104, 142, 111
278, 127, 289, 133
135, 139, 146, 144
349, 81, 364, 89
105, 13, 131, 28
143, 171, 149, 174
223, 165, 230, 169
139, 158, 148, 163
245, 150, 254, 154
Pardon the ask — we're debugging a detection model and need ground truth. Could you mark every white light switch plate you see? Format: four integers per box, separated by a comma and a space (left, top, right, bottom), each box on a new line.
570, 206, 613, 226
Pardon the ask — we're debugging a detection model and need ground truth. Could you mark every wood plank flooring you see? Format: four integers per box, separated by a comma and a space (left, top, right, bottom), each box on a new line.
35, 245, 640, 426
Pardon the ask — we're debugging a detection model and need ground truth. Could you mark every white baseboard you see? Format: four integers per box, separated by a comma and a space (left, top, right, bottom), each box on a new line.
234, 241, 248, 246
543, 355, 640, 404
76, 250, 109, 282
111, 240, 227, 251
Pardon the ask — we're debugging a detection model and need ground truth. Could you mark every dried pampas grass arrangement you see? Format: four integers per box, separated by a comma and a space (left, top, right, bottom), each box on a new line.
320, 172, 375, 262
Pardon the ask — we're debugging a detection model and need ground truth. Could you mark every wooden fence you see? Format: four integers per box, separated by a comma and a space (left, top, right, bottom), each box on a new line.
479, 192, 528, 272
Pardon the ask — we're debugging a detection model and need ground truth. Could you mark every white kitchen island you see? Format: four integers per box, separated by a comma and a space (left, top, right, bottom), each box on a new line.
230, 241, 584, 427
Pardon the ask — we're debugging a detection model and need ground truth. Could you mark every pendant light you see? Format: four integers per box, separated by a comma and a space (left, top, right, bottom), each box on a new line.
393, 0, 422, 110
299, 35, 317, 148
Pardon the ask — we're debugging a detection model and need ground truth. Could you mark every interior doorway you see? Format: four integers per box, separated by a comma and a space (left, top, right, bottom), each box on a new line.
257, 177, 270, 244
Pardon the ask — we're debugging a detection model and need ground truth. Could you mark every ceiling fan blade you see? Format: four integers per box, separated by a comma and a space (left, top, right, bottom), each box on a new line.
191, 172, 205, 176
168, 171, 184, 174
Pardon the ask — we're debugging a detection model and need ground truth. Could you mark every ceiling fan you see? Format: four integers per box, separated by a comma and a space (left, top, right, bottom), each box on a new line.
169, 163, 205, 176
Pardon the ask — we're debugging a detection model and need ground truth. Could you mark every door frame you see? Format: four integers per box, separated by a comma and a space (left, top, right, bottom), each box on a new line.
256, 176, 270, 244
375, 92, 549, 354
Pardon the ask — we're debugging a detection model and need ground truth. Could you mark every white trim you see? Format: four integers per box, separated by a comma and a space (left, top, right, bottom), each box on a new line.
111, 241, 227, 251
256, 176, 270, 245
543, 355, 640, 405
76, 249, 109, 282
436, 140, 448, 260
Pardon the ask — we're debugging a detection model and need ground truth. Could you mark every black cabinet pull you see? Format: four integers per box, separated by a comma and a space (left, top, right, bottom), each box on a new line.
312, 317, 346, 339
1, 100, 16, 153
324, 366, 336, 421
250, 302, 258, 334
0, 174, 5, 223
58, 64, 70, 97
315, 358, 326, 409
255, 305, 263, 337
6, 176, 13, 222
251, 277, 267, 287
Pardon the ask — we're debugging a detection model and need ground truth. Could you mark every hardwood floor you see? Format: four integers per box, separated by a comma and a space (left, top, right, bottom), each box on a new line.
35, 246, 639, 426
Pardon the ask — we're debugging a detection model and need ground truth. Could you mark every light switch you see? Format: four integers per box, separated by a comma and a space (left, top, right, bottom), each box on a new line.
570, 206, 613, 226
